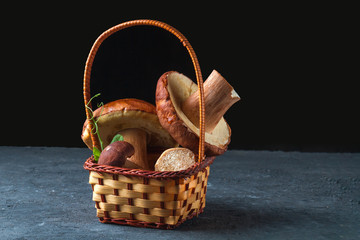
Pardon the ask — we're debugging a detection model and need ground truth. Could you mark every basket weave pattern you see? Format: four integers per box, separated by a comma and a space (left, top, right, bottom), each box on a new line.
89, 166, 210, 229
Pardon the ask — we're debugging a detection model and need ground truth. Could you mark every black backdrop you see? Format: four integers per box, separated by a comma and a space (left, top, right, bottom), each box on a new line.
1, 4, 358, 152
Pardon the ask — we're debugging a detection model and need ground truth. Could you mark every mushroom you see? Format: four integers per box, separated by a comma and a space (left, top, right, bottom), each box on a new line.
155, 70, 240, 156
81, 98, 178, 170
154, 148, 196, 171
98, 141, 134, 167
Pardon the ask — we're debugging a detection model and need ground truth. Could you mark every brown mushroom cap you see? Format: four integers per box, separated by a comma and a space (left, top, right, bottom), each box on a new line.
81, 98, 178, 150
155, 71, 231, 156
98, 141, 135, 167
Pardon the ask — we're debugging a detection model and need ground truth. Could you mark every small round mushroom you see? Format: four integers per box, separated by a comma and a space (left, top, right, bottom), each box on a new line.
154, 148, 196, 171
98, 141, 134, 167
155, 70, 240, 156
81, 98, 178, 170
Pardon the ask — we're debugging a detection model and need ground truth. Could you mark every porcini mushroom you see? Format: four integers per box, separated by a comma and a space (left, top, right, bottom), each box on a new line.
155, 70, 240, 156
154, 148, 196, 171
81, 98, 178, 170
98, 141, 134, 167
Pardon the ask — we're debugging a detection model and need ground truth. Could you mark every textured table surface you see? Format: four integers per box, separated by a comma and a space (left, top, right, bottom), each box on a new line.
0, 146, 359, 239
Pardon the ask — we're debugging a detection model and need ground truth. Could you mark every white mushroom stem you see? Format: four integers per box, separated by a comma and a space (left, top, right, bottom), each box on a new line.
117, 128, 149, 170
181, 70, 240, 132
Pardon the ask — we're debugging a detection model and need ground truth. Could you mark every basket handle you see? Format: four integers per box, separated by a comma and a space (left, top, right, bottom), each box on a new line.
83, 19, 205, 162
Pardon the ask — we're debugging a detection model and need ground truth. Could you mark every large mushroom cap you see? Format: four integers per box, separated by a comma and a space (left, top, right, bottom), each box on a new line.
156, 71, 231, 156
81, 98, 178, 150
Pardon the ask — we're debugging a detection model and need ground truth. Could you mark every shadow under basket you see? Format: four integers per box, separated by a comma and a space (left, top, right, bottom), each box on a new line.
84, 156, 214, 229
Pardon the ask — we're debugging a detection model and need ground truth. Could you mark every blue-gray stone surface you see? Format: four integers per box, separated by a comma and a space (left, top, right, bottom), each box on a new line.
0, 147, 359, 239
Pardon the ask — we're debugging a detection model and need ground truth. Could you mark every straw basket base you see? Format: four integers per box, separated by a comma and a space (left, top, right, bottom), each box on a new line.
84, 156, 214, 229
97, 207, 204, 229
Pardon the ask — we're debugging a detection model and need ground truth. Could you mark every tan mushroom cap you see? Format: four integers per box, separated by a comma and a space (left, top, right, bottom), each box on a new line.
155, 71, 231, 156
81, 98, 178, 150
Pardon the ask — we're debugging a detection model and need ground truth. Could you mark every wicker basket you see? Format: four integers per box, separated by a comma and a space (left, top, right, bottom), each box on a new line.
83, 19, 214, 229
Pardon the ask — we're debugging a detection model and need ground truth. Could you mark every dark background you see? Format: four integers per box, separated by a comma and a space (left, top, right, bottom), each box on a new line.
1, 4, 358, 152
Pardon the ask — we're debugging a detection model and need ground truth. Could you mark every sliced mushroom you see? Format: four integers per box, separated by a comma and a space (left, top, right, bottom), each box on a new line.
81, 98, 178, 170
154, 148, 196, 171
155, 71, 239, 156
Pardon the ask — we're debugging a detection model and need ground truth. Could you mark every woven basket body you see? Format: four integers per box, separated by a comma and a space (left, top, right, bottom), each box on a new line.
83, 20, 211, 229
84, 156, 214, 229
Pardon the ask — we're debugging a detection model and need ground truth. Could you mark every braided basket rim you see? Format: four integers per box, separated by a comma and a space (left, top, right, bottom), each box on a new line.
83, 156, 215, 179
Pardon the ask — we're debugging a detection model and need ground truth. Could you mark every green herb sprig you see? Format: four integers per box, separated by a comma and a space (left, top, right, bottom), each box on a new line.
85, 93, 104, 161
111, 134, 124, 144
85, 94, 124, 162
